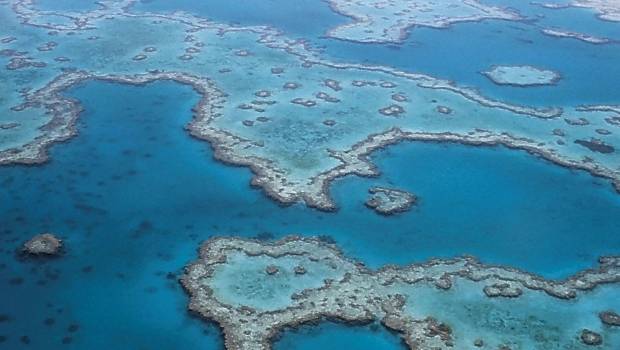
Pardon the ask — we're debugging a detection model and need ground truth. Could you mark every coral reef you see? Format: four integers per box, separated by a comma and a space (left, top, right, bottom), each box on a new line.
22, 233, 63, 256
482, 65, 561, 87
541, 28, 612, 44
2, 0, 619, 214
365, 186, 416, 215
182, 236, 620, 350
326, 0, 521, 43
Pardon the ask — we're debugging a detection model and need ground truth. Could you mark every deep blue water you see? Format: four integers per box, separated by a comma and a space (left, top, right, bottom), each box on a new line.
274, 322, 404, 350
345, 141, 620, 275
1, 80, 619, 348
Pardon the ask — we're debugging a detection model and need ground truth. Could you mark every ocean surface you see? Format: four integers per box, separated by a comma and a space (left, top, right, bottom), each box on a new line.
0, 77, 618, 348
2, 0, 619, 348
130, 0, 620, 107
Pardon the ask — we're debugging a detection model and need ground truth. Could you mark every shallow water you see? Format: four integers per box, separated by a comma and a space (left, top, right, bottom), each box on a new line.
210, 251, 346, 311
398, 280, 620, 349
131, 0, 620, 107
1, 79, 619, 348
275, 283, 620, 350
320, 20, 620, 107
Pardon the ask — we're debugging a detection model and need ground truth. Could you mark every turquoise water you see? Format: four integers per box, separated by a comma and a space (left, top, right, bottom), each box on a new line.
1, 80, 619, 348
130, 0, 346, 38
486, 0, 620, 39
274, 322, 404, 350
130, 0, 620, 107
397, 280, 620, 348
337, 141, 620, 276
3, 0, 620, 347
210, 251, 347, 311
320, 19, 620, 107
32, 0, 101, 12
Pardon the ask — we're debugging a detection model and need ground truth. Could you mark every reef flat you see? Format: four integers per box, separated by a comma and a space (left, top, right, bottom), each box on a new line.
540, 28, 612, 44
182, 236, 620, 350
575, 0, 620, 21
482, 65, 561, 87
553, 0, 620, 22
325, 0, 521, 43
1, 0, 620, 212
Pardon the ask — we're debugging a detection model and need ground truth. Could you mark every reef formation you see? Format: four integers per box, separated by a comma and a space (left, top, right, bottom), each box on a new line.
1, 0, 620, 213
540, 28, 612, 44
325, 0, 521, 43
22, 233, 63, 256
365, 186, 416, 214
482, 65, 561, 87
537, 0, 620, 22
182, 236, 620, 350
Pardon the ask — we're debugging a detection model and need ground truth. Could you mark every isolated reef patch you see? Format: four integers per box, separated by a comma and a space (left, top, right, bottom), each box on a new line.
482, 65, 561, 87
541, 28, 612, 44
365, 186, 416, 215
22, 233, 63, 256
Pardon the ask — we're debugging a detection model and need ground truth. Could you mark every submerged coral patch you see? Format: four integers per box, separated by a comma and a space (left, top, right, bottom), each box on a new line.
482, 65, 561, 87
